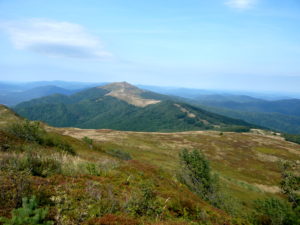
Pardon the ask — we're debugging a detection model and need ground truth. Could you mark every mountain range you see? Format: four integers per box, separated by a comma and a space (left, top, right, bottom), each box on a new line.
14, 82, 254, 132
0, 85, 76, 106
1, 80, 299, 134
0, 81, 107, 106
185, 96, 300, 134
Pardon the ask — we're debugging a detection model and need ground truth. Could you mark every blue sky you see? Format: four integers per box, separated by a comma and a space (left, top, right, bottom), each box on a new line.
0, 0, 300, 92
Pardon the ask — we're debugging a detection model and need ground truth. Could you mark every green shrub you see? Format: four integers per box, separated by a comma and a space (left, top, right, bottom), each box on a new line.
178, 149, 218, 201
51, 182, 121, 223
0, 171, 32, 215
0, 131, 12, 152
26, 154, 62, 177
106, 149, 132, 160
252, 197, 298, 225
40, 134, 75, 155
280, 162, 300, 209
5, 120, 44, 143
126, 184, 163, 218
220, 126, 250, 132
0, 153, 62, 177
5, 121, 75, 155
82, 136, 93, 145
282, 133, 300, 145
178, 149, 242, 216
84, 162, 102, 176
0, 196, 53, 225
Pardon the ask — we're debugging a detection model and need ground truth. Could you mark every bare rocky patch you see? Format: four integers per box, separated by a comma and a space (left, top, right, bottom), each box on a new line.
100, 82, 161, 107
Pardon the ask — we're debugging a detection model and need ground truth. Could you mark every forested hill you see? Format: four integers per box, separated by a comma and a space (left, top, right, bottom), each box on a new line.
187, 96, 300, 134
14, 82, 255, 132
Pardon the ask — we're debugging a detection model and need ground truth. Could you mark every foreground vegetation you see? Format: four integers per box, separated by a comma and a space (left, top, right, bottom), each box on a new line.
0, 118, 234, 224
0, 105, 299, 224
179, 149, 299, 224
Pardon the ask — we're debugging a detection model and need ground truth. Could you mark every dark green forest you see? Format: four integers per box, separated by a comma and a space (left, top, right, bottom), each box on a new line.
14, 87, 254, 132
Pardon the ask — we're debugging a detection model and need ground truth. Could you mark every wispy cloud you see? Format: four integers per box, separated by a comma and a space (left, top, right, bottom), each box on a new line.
1, 19, 112, 60
225, 0, 257, 10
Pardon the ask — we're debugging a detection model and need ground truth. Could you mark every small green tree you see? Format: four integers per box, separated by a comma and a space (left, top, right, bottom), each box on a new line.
0, 196, 53, 225
178, 149, 242, 216
280, 161, 300, 209
82, 136, 93, 149
178, 149, 218, 201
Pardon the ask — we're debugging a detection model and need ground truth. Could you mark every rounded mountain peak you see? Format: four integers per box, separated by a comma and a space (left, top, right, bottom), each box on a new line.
99, 82, 139, 92
98, 82, 161, 107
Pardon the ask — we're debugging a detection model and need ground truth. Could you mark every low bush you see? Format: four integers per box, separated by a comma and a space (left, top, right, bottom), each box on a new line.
106, 149, 132, 160
0, 131, 12, 152
26, 154, 62, 177
0, 196, 53, 225
178, 149, 243, 216
82, 136, 93, 146
282, 133, 300, 145
41, 134, 75, 155
84, 162, 102, 176
51, 181, 121, 223
252, 197, 298, 225
126, 184, 163, 218
5, 120, 44, 143
84, 214, 140, 225
0, 152, 62, 177
4, 121, 75, 155
280, 161, 300, 208
220, 126, 250, 133
0, 171, 32, 217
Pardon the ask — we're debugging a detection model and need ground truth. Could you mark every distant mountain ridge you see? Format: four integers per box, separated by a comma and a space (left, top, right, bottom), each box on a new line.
138, 87, 300, 134
0, 85, 76, 106
195, 97, 300, 117
187, 96, 300, 134
14, 82, 255, 132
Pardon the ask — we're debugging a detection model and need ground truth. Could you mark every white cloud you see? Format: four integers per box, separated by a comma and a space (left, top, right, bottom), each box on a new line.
225, 0, 256, 10
1, 19, 112, 60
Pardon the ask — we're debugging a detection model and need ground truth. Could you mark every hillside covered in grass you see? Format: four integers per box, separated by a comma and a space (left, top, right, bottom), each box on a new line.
0, 105, 239, 224
1, 105, 300, 224
14, 82, 255, 132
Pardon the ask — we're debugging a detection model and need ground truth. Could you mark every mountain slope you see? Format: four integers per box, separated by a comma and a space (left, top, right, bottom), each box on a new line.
195, 104, 300, 134
185, 96, 300, 134
14, 82, 255, 132
195, 97, 300, 117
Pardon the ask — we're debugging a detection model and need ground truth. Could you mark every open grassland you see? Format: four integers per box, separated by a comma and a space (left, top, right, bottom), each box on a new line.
52, 127, 300, 207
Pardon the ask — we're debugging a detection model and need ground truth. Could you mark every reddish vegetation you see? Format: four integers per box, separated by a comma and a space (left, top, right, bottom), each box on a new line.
84, 214, 192, 225
84, 214, 140, 225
